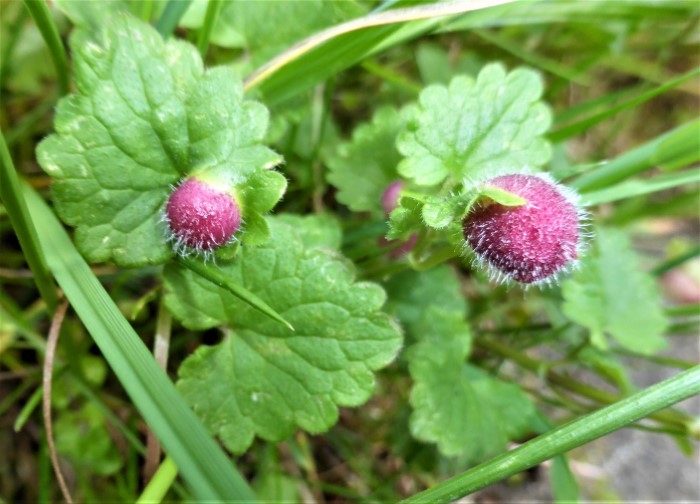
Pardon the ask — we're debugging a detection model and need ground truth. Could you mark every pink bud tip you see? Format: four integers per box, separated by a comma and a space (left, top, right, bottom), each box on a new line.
463, 174, 581, 284
166, 178, 241, 251
381, 180, 404, 216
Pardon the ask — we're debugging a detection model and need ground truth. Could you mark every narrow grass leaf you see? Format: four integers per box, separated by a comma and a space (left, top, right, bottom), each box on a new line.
0, 133, 58, 311
196, 0, 223, 57
580, 169, 700, 207
22, 0, 69, 95
22, 184, 256, 502
571, 119, 700, 192
155, 0, 193, 37
474, 29, 589, 85
245, 0, 514, 104
175, 255, 294, 332
549, 68, 700, 142
550, 454, 579, 503
401, 365, 700, 503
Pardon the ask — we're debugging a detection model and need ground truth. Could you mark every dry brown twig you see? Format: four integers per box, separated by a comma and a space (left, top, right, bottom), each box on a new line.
42, 299, 72, 504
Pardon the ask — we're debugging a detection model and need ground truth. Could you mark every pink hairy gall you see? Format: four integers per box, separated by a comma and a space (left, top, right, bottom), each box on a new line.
463, 174, 582, 284
165, 178, 241, 252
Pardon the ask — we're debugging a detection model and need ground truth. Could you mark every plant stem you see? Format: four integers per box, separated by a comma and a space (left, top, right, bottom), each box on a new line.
23, 0, 69, 96
402, 365, 700, 503
476, 338, 696, 434
144, 300, 173, 482
612, 348, 697, 370
137, 457, 179, 504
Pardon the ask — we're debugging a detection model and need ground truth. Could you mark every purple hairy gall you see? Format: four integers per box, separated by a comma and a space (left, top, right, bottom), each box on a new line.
165, 178, 241, 252
463, 174, 582, 284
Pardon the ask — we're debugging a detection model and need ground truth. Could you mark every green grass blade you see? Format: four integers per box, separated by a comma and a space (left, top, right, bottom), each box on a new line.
570, 119, 700, 192
196, 0, 223, 57
580, 168, 700, 207
245, 0, 514, 105
553, 84, 644, 126
175, 255, 294, 332
550, 454, 579, 503
474, 29, 589, 85
0, 132, 58, 312
155, 0, 193, 37
549, 68, 700, 142
402, 365, 700, 503
652, 245, 700, 277
22, 184, 257, 503
22, 0, 69, 96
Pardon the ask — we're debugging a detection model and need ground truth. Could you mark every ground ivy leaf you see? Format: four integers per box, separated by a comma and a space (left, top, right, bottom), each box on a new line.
397, 64, 552, 186
326, 107, 405, 215
384, 266, 466, 331
562, 227, 668, 354
421, 192, 473, 230
165, 217, 402, 454
408, 323, 537, 460
275, 214, 342, 251
387, 194, 425, 241
37, 15, 279, 266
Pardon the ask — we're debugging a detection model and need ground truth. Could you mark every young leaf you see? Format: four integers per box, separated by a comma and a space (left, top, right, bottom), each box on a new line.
326, 106, 405, 215
397, 64, 552, 186
275, 213, 342, 251
36, 15, 282, 266
387, 194, 425, 241
384, 266, 466, 331
562, 227, 668, 354
406, 308, 537, 461
165, 217, 402, 454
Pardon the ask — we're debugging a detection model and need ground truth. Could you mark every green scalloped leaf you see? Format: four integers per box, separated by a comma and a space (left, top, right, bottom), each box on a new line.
36, 15, 283, 266
165, 217, 402, 454
406, 310, 537, 460
386, 193, 426, 241
562, 227, 668, 354
397, 64, 552, 186
326, 106, 406, 215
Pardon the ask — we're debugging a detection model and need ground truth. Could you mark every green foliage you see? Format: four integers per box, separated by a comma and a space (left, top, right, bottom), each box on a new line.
386, 193, 425, 241
4, 2, 699, 502
387, 267, 538, 460
181, 0, 365, 65
166, 217, 402, 453
54, 0, 166, 29
409, 352, 539, 461
54, 402, 123, 476
326, 106, 405, 215
36, 15, 282, 266
562, 227, 668, 354
385, 266, 466, 330
397, 64, 552, 186
275, 213, 342, 250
